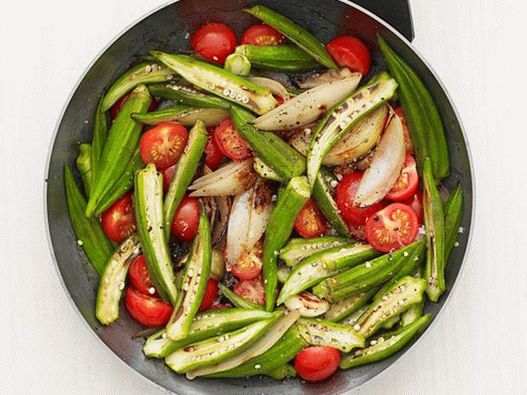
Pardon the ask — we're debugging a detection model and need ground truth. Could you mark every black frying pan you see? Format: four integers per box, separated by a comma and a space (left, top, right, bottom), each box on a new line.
45, 1, 474, 393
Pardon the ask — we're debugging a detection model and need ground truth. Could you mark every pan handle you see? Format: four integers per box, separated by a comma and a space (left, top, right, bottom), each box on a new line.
352, 0, 414, 41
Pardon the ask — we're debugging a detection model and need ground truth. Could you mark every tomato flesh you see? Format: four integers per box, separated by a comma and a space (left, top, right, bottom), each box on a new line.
110, 94, 158, 120
101, 192, 136, 243
124, 287, 173, 327
128, 255, 156, 296
171, 196, 200, 242
294, 346, 341, 382
198, 278, 219, 312
233, 277, 265, 305
402, 189, 424, 225
326, 35, 371, 75
214, 118, 252, 160
204, 127, 225, 170
231, 242, 263, 281
386, 154, 419, 201
241, 24, 285, 46
294, 198, 327, 238
161, 164, 177, 193
365, 203, 419, 253
191, 23, 238, 64
140, 123, 188, 170
394, 106, 414, 154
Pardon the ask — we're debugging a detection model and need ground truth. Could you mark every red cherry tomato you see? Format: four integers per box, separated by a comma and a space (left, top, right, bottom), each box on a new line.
294, 199, 327, 238
191, 23, 238, 64
233, 277, 265, 305
161, 164, 177, 193
241, 24, 285, 46
198, 278, 219, 312
231, 243, 263, 281
394, 106, 414, 154
335, 172, 386, 225
402, 189, 424, 225
110, 94, 158, 120
101, 192, 136, 243
204, 127, 225, 170
171, 196, 200, 242
386, 155, 419, 201
326, 35, 371, 75
294, 346, 341, 382
139, 123, 188, 170
214, 118, 252, 160
124, 287, 173, 327
128, 255, 156, 296
365, 203, 419, 253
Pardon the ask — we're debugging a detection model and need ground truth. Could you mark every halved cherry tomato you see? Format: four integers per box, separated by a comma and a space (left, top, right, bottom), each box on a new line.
348, 223, 366, 241
231, 243, 263, 281
139, 123, 188, 170
161, 164, 177, 193
294, 346, 341, 382
241, 24, 285, 46
191, 23, 238, 64
294, 198, 327, 238
171, 196, 200, 242
386, 155, 419, 201
335, 172, 386, 225
394, 106, 414, 154
274, 94, 285, 105
110, 94, 158, 121
198, 278, 219, 312
214, 118, 252, 160
402, 189, 424, 225
101, 192, 136, 243
365, 203, 419, 253
326, 35, 371, 75
128, 255, 156, 296
204, 127, 225, 170
233, 277, 265, 305
124, 287, 173, 327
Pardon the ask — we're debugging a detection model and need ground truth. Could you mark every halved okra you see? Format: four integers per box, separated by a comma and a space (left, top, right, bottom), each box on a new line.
166, 206, 212, 341
132, 106, 229, 127
218, 283, 264, 311
277, 242, 379, 304
235, 45, 320, 72
143, 308, 273, 358
340, 314, 431, 369
277, 265, 291, 284
253, 157, 284, 182
444, 185, 463, 261
400, 300, 425, 327
95, 235, 141, 325
76, 143, 92, 196
150, 51, 277, 115
324, 288, 377, 322
148, 83, 231, 109
340, 305, 369, 326
279, 236, 349, 267
296, 318, 365, 352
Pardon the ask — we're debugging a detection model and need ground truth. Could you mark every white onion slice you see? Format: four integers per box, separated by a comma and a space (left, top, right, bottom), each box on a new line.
249, 76, 290, 102
189, 160, 256, 197
296, 67, 355, 89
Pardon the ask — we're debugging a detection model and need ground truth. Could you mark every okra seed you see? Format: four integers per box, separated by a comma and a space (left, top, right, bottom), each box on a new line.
365, 262, 372, 268
254, 364, 261, 370
370, 340, 377, 346
454, 241, 459, 247
353, 324, 360, 331
118, 282, 125, 290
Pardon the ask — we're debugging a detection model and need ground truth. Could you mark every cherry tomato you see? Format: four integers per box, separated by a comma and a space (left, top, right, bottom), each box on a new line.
110, 94, 158, 120
139, 123, 188, 170
348, 223, 366, 241
214, 118, 252, 160
198, 278, 219, 312
128, 255, 156, 296
274, 94, 285, 105
233, 277, 265, 305
241, 24, 285, 46
101, 192, 136, 243
171, 196, 200, 242
394, 106, 414, 154
204, 127, 225, 170
365, 203, 419, 253
191, 23, 237, 64
294, 346, 341, 382
161, 164, 177, 193
335, 172, 386, 225
124, 287, 173, 327
402, 189, 424, 225
294, 199, 327, 238
386, 155, 419, 201
231, 243, 263, 281
326, 35, 371, 75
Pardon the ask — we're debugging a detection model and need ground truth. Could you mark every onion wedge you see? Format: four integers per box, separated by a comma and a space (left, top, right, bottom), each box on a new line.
249, 76, 290, 102
353, 112, 406, 207
295, 68, 355, 89
189, 160, 256, 197
252, 74, 361, 131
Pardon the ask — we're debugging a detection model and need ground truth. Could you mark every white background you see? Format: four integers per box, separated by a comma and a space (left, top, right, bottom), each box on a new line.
1, 0, 526, 393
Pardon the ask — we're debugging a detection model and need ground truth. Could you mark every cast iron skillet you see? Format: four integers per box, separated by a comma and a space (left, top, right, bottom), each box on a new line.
45, 0, 474, 393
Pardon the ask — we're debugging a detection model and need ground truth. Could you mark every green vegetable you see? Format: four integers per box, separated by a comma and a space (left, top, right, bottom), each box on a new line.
235, 45, 320, 72
324, 289, 377, 322
263, 176, 310, 311
132, 106, 229, 127
400, 300, 425, 327
134, 164, 177, 304
210, 248, 225, 280
148, 83, 231, 109
76, 144, 92, 196
340, 305, 369, 326
64, 165, 113, 275
277, 265, 291, 284
296, 318, 365, 352
253, 157, 284, 182
95, 235, 141, 325
219, 283, 264, 311
279, 236, 349, 267
163, 120, 207, 239
444, 185, 463, 261
224, 53, 251, 76
150, 51, 277, 115
265, 364, 296, 380
245, 5, 337, 69
86, 84, 151, 217
90, 95, 108, 184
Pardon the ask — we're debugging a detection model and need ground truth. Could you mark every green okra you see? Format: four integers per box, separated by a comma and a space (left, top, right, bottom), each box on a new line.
400, 300, 425, 327
444, 185, 463, 261
132, 105, 229, 127
253, 157, 284, 182
263, 176, 311, 311
210, 248, 225, 281
265, 364, 296, 380
279, 236, 349, 267
277, 265, 291, 284
324, 289, 377, 322
90, 94, 108, 184
340, 305, 369, 326
224, 53, 251, 76
245, 5, 337, 69
163, 120, 207, 239
219, 283, 264, 311
235, 45, 320, 72
64, 165, 114, 275
148, 83, 231, 109
95, 235, 141, 325
340, 314, 431, 369
296, 318, 365, 352
76, 143, 92, 196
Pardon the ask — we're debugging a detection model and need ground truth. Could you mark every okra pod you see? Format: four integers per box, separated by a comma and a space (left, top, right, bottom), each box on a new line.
166, 206, 212, 341
245, 5, 337, 69
444, 185, 463, 261
64, 165, 114, 275
253, 157, 284, 182
423, 158, 446, 302
95, 235, 141, 325
86, 84, 151, 217
265, 364, 296, 380
296, 318, 365, 352
132, 106, 229, 127
263, 176, 311, 311
324, 289, 377, 322
279, 236, 349, 267
163, 120, 208, 239
400, 300, 425, 327
224, 53, 251, 76
340, 305, 369, 326
150, 51, 277, 115
277, 265, 291, 284
90, 94, 108, 184
76, 143, 92, 196
284, 292, 329, 317
235, 45, 320, 72
134, 164, 178, 304
340, 314, 431, 369
219, 283, 264, 311
148, 83, 231, 109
